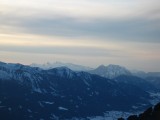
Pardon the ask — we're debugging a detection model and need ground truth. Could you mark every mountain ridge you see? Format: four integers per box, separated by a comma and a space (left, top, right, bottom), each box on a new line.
0, 61, 160, 119
0, 61, 156, 119
89, 64, 132, 79
30, 62, 93, 71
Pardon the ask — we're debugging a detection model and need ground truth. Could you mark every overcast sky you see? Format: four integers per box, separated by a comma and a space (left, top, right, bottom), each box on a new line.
0, 0, 160, 71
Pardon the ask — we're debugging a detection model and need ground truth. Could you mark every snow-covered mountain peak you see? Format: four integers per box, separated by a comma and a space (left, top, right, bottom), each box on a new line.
97, 65, 106, 69
107, 64, 130, 72
107, 64, 124, 68
90, 64, 132, 79
54, 66, 73, 74
48, 66, 75, 78
0, 62, 42, 82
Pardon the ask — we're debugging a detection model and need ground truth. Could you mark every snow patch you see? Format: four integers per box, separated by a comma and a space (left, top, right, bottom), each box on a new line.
43, 101, 54, 105
132, 106, 138, 109
39, 101, 54, 107
50, 114, 59, 120
70, 111, 138, 120
83, 79, 90, 86
27, 109, 32, 113
8, 107, 12, 111
58, 107, 68, 111
34, 88, 42, 93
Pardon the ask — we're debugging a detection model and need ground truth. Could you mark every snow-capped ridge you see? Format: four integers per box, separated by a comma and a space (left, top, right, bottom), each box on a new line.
90, 64, 132, 79
47, 66, 75, 79
30, 61, 93, 71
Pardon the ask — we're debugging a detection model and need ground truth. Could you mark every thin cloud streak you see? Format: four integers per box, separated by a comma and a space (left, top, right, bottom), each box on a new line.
0, 15, 160, 42
0, 34, 123, 49
0, 0, 160, 19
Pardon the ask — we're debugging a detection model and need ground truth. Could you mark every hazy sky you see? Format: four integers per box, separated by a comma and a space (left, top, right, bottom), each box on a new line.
0, 0, 160, 71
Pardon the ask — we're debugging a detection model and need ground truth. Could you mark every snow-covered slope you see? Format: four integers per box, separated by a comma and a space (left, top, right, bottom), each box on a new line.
0, 62, 41, 79
31, 62, 93, 71
89, 64, 132, 79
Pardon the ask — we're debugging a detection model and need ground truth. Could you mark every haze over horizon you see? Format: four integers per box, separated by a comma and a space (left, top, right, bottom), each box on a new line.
0, 0, 160, 72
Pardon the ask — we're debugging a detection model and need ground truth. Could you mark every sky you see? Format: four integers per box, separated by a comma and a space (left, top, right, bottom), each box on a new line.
0, 0, 160, 72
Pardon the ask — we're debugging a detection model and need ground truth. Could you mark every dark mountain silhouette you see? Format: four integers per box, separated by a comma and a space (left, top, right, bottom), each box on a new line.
118, 102, 160, 120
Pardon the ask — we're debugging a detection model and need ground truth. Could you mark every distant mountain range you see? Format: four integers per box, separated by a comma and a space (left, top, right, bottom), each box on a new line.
31, 62, 160, 78
31, 62, 93, 71
0, 61, 160, 119
31, 62, 160, 90
89, 64, 160, 90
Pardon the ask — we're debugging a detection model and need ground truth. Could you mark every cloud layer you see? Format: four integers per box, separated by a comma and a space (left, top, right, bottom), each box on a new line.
0, 0, 160, 71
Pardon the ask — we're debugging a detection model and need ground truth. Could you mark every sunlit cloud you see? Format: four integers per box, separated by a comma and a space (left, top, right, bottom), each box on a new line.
0, 33, 122, 49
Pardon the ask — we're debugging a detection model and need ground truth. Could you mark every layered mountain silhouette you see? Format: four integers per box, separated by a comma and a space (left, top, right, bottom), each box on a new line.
0, 61, 159, 119
90, 64, 160, 91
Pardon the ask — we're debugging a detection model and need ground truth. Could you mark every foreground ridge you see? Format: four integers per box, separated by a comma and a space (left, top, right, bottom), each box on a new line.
118, 102, 160, 120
